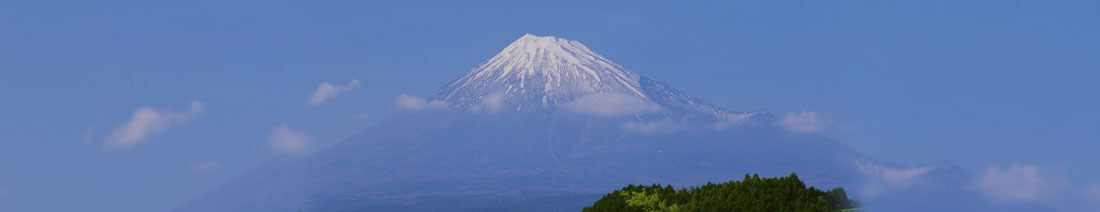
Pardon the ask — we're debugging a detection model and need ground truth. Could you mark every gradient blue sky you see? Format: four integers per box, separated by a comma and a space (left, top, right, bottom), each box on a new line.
1, 0, 1098, 211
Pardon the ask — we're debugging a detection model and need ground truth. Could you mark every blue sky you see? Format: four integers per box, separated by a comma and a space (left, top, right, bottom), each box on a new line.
1, 0, 1098, 211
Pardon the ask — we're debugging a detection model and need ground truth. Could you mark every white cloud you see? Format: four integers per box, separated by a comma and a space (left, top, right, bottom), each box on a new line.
483, 92, 505, 112
777, 111, 833, 133
306, 79, 360, 106
855, 161, 1095, 210
104, 100, 206, 150
863, 164, 935, 186
620, 119, 684, 135
351, 112, 370, 121
855, 160, 939, 197
189, 160, 221, 175
395, 93, 448, 110
470, 92, 507, 113
268, 125, 310, 155
973, 164, 1067, 202
563, 93, 661, 116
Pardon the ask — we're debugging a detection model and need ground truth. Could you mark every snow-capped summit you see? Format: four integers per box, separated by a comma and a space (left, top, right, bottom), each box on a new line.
426, 34, 770, 125
428, 34, 647, 110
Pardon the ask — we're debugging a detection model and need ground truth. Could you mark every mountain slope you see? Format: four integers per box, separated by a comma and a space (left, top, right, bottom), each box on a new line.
177, 34, 948, 212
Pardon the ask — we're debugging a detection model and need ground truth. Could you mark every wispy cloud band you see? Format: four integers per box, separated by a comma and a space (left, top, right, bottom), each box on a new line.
306, 79, 360, 106
104, 100, 205, 150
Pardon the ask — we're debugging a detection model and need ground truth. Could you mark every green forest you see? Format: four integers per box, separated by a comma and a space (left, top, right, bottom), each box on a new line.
583, 173, 859, 212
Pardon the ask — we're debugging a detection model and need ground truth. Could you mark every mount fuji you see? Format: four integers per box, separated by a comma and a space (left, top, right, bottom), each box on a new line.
177, 34, 963, 212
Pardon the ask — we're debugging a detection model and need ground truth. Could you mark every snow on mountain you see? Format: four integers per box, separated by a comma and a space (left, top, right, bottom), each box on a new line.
427, 34, 770, 124
429, 34, 645, 108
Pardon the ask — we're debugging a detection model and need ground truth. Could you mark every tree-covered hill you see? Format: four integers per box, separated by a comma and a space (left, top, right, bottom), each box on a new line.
583, 173, 859, 212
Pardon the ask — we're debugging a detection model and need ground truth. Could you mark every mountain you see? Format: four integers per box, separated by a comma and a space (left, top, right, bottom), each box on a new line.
177, 34, 955, 212
429, 34, 768, 123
